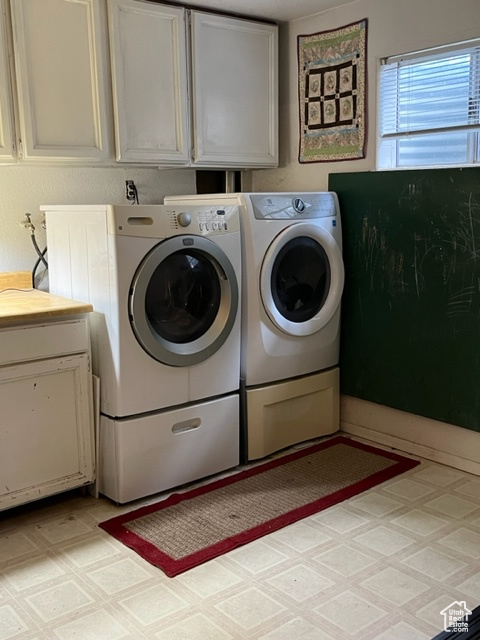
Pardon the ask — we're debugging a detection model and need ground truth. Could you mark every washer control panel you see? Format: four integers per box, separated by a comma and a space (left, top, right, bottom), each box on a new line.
250, 192, 339, 220
167, 205, 239, 235
109, 204, 239, 238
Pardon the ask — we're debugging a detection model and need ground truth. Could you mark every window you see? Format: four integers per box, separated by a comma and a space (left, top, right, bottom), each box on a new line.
377, 40, 480, 169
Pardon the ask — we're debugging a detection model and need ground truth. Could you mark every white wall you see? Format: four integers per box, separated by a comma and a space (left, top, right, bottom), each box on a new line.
0, 165, 195, 279
252, 0, 480, 192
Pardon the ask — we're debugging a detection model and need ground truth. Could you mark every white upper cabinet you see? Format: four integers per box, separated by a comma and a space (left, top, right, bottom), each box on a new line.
3, 0, 278, 168
191, 11, 278, 168
108, 1, 278, 168
0, 0, 15, 161
107, 0, 189, 164
10, 0, 111, 162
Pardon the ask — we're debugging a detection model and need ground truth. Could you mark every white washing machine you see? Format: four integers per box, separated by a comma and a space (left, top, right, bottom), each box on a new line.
165, 192, 344, 461
42, 204, 241, 502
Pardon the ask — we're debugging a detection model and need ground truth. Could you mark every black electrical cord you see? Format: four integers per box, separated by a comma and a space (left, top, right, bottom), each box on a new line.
132, 184, 139, 204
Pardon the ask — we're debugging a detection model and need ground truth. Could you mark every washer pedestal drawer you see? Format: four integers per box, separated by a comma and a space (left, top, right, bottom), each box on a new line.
99, 394, 239, 503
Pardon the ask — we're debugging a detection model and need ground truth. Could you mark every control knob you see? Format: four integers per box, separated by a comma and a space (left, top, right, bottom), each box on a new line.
292, 197, 306, 213
177, 212, 192, 227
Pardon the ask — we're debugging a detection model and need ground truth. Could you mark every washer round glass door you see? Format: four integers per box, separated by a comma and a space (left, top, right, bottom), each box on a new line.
129, 235, 239, 366
260, 223, 344, 337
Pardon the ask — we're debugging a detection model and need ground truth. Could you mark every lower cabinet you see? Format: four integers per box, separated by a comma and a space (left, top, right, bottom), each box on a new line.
0, 317, 95, 511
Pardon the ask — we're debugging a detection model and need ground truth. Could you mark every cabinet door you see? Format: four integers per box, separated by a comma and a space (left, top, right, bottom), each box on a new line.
10, 0, 111, 162
0, 353, 95, 510
108, 0, 189, 164
0, 0, 15, 161
191, 12, 278, 168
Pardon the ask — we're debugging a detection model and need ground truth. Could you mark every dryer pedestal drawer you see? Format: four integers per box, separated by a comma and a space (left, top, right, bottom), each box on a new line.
246, 368, 339, 461
99, 394, 239, 503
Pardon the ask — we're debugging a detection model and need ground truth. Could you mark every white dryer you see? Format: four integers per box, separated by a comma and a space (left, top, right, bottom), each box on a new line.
43, 204, 241, 502
165, 192, 344, 461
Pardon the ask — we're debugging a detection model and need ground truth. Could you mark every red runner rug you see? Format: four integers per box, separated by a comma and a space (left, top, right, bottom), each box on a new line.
99, 436, 419, 577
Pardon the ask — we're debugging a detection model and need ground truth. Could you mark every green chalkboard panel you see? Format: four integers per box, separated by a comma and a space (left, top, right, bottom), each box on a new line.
329, 168, 480, 431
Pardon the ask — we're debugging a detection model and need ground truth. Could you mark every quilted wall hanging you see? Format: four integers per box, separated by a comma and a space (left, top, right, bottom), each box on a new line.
298, 19, 368, 163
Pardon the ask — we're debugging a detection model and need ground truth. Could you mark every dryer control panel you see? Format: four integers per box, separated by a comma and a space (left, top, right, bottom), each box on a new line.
249, 192, 339, 220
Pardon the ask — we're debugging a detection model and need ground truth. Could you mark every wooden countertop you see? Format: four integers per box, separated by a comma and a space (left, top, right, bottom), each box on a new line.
0, 288, 93, 324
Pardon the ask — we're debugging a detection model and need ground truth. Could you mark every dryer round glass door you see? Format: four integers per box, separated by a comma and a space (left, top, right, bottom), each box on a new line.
260, 223, 344, 336
129, 235, 239, 366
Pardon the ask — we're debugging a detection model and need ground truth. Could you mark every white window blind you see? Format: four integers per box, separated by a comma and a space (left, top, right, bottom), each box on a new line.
377, 40, 480, 169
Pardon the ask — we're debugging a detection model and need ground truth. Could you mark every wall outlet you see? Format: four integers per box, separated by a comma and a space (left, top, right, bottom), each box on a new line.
125, 180, 136, 201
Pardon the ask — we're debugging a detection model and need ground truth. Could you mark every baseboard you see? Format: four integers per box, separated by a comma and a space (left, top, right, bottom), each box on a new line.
340, 396, 480, 476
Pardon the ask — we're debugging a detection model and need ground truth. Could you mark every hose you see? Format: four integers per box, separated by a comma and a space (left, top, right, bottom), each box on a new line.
32, 247, 48, 287
31, 232, 48, 269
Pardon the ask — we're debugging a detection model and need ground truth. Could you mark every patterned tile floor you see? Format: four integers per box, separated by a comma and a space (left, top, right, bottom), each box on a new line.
1, 436, 479, 640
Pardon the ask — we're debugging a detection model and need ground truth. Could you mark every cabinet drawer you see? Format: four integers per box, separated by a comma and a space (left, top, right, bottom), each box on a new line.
0, 318, 90, 366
